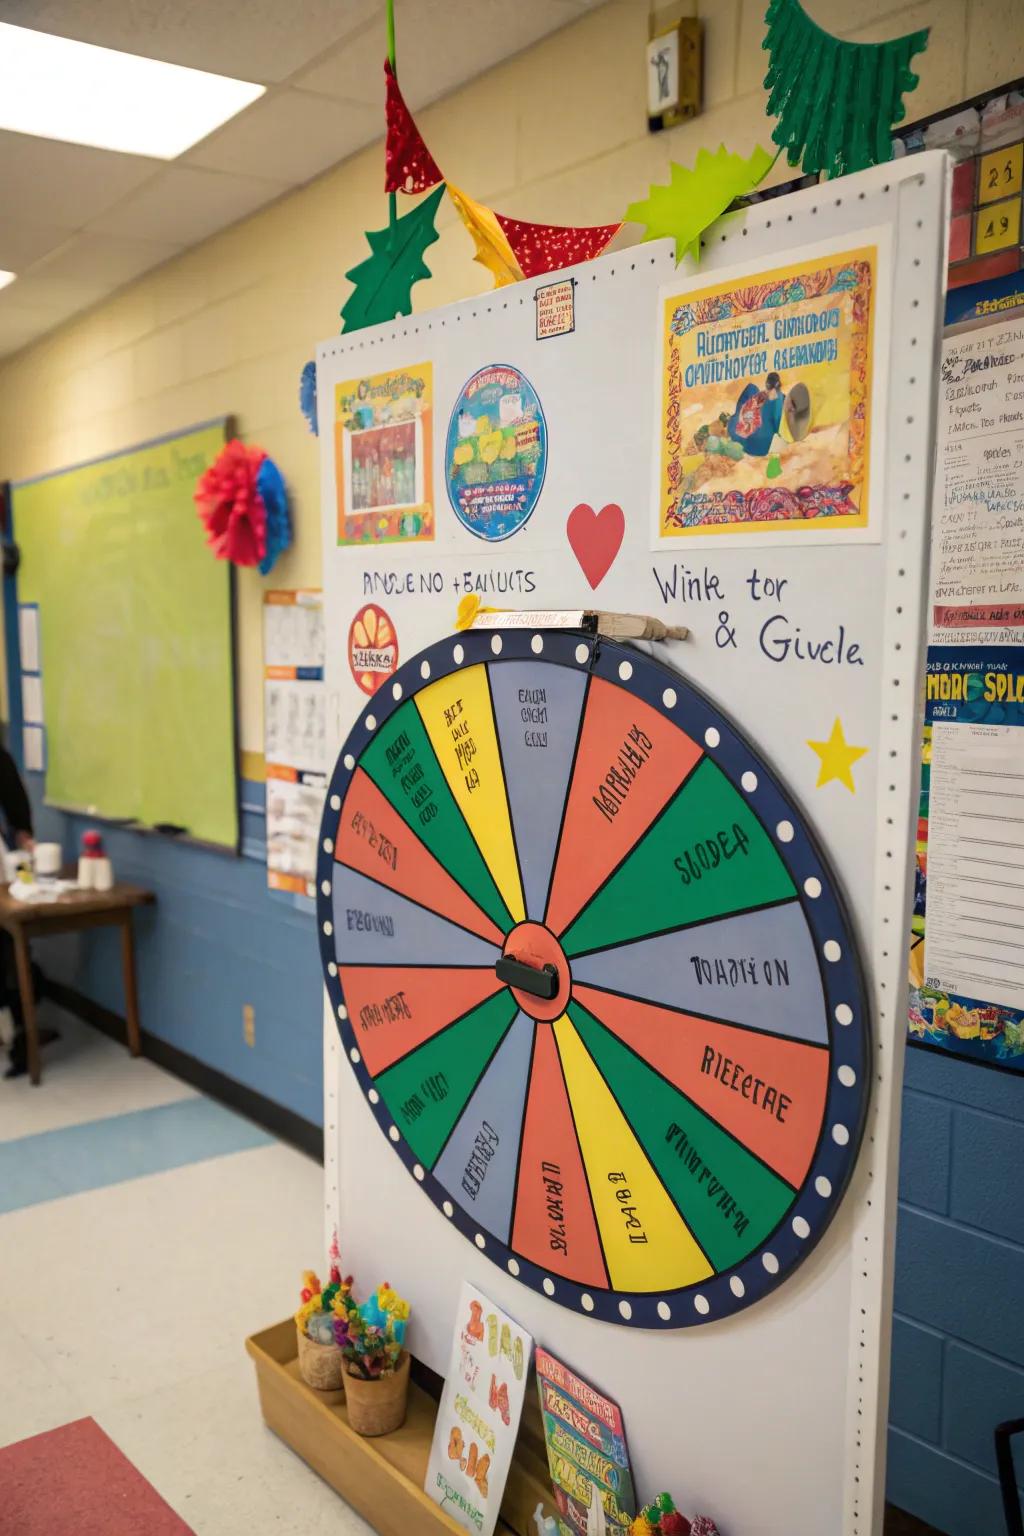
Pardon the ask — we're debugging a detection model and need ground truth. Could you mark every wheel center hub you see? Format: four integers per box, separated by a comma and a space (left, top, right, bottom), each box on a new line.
497, 922, 571, 1022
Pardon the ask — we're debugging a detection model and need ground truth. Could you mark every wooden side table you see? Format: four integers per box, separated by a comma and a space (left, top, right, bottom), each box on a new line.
0, 880, 155, 1085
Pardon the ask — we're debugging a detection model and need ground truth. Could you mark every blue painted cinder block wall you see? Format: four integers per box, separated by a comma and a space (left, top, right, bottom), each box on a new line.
889, 1045, 1024, 1533
27, 775, 325, 1127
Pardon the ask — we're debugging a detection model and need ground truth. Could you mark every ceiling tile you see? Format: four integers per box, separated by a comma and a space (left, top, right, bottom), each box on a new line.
0, 0, 379, 84
88, 164, 289, 247
0, 131, 159, 228
11, 233, 181, 312
186, 89, 380, 184
0, 216, 75, 271
295, 0, 594, 110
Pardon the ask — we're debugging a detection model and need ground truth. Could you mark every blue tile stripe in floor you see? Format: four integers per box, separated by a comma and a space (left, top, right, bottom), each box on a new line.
0, 1098, 273, 1214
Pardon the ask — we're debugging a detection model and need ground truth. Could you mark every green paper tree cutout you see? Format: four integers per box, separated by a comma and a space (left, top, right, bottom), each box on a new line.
763, 0, 929, 179
624, 144, 775, 264
341, 183, 446, 334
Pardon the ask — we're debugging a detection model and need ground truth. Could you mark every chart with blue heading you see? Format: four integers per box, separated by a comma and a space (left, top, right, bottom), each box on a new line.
316, 628, 869, 1329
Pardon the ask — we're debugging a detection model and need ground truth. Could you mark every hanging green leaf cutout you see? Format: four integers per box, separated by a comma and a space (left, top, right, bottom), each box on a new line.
624, 144, 775, 265
763, 0, 929, 179
341, 183, 446, 334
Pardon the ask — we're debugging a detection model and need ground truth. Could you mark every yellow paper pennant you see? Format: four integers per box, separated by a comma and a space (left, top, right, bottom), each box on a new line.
447, 181, 524, 288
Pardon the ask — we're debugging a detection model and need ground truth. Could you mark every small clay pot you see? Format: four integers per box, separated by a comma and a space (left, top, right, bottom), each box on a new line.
344, 1350, 411, 1437
296, 1323, 346, 1395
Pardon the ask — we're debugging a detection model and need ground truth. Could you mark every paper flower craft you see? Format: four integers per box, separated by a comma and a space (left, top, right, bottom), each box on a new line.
194, 439, 292, 573
299, 359, 318, 436
332, 1282, 410, 1379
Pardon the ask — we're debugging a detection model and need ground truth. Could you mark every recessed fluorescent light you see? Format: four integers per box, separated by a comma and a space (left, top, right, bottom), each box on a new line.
0, 272, 15, 292
0, 23, 265, 159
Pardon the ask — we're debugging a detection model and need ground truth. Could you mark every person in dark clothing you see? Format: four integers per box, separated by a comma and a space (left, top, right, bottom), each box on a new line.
0, 744, 41, 1078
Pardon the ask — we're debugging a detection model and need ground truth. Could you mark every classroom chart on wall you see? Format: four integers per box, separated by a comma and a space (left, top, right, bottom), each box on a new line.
317, 154, 949, 1536
264, 589, 327, 898
317, 630, 868, 1329
908, 311, 1024, 1071
535, 1347, 637, 1534
11, 420, 238, 849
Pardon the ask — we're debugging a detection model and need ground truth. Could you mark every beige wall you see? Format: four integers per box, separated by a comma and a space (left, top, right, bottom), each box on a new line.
0, 0, 1019, 757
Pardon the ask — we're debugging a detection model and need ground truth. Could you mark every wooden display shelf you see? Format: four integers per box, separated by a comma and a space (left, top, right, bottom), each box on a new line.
246, 1320, 558, 1536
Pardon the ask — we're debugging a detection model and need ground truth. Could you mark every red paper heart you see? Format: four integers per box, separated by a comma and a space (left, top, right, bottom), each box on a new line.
566, 502, 625, 590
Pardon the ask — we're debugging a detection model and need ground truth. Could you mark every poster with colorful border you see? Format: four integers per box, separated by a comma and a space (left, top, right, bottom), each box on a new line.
335, 363, 433, 545
535, 1347, 637, 1534
909, 647, 1024, 1072
445, 363, 547, 542
425, 1281, 532, 1536
656, 245, 877, 542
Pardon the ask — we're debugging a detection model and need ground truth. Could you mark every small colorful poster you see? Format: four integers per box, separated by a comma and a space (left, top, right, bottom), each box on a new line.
263, 590, 326, 897
535, 1347, 637, 1535
425, 1281, 532, 1536
347, 602, 398, 696
657, 245, 876, 539
335, 363, 433, 545
446, 363, 547, 541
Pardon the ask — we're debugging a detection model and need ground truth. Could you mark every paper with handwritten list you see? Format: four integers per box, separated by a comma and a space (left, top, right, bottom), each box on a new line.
933, 320, 1024, 644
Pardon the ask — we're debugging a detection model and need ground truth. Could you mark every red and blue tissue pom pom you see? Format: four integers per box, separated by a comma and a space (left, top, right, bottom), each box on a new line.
194, 439, 291, 574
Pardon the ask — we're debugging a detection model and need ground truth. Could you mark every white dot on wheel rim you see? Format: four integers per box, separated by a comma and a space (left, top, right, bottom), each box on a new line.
694, 1294, 710, 1316
618, 659, 633, 681
365, 714, 376, 731
330, 793, 342, 809
349, 1047, 359, 1063
420, 660, 431, 679
508, 1259, 520, 1277
835, 1003, 853, 1026
452, 644, 464, 665
776, 820, 794, 843
815, 1175, 832, 1197
542, 1277, 554, 1296
475, 1233, 486, 1249
742, 770, 758, 792
388, 1125, 399, 1142
824, 939, 842, 962
704, 727, 720, 748
323, 920, 333, 937
804, 876, 822, 898
581, 1293, 594, 1312
662, 688, 677, 708
793, 1216, 810, 1239
490, 634, 502, 655
762, 1251, 779, 1275
343, 756, 354, 772
730, 1276, 745, 1298
337, 1004, 347, 1021
575, 643, 589, 664
322, 838, 332, 854
838, 1064, 856, 1087
327, 962, 337, 977
321, 879, 331, 896
618, 1300, 632, 1321
442, 1199, 453, 1217
531, 634, 544, 654
657, 1301, 672, 1321
413, 1164, 424, 1181
368, 1088, 379, 1104
832, 1123, 850, 1146
392, 681, 403, 699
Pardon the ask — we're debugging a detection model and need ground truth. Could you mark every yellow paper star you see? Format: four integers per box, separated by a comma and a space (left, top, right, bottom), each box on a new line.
807, 717, 868, 793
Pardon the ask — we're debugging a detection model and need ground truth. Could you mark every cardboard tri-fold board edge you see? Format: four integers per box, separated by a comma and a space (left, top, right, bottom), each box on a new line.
245, 1319, 555, 1536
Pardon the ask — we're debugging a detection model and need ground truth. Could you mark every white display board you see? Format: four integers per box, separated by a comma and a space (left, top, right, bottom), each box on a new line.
316, 152, 949, 1536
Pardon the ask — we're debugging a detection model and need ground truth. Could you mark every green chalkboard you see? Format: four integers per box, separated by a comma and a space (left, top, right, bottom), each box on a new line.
12, 420, 238, 850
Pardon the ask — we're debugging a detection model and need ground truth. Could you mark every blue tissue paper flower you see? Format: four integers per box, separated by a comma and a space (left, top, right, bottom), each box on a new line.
257, 457, 291, 576
299, 360, 318, 435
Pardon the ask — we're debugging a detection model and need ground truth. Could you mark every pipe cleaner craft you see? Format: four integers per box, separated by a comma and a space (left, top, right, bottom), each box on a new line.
194, 439, 292, 573
763, 0, 929, 178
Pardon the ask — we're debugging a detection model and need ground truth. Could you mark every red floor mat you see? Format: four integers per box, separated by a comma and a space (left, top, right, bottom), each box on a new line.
0, 1417, 194, 1534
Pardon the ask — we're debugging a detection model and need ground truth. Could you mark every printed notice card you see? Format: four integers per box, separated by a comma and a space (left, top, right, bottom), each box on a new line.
536, 1348, 637, 1534
426, 1281, 532, 1535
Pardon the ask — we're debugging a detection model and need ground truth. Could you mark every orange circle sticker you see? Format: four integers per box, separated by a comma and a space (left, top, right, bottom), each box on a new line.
348, 604, 398, 695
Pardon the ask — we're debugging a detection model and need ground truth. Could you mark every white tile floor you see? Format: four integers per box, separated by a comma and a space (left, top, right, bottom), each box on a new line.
0, 1012, 373, 1535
